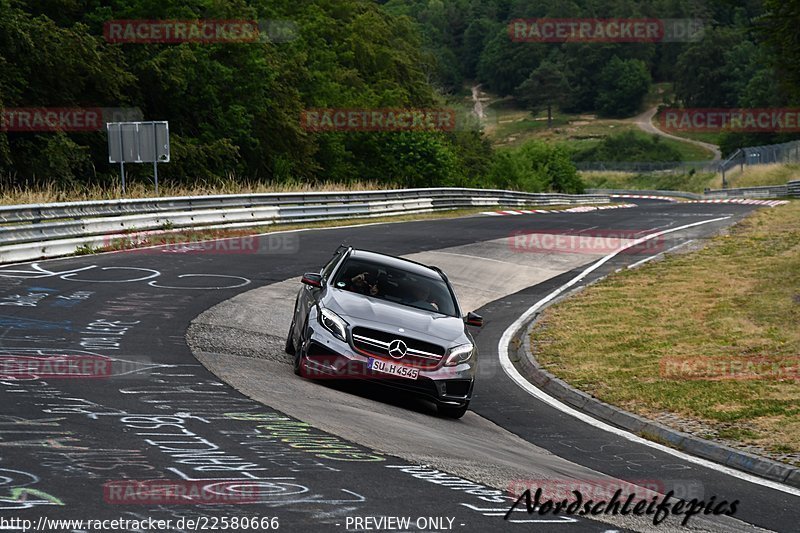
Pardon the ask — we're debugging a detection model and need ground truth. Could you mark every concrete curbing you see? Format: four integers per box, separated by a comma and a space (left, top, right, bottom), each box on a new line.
512, 315, 800, 489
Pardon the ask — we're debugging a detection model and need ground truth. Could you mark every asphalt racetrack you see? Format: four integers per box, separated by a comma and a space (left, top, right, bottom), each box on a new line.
0, 199, 795, 532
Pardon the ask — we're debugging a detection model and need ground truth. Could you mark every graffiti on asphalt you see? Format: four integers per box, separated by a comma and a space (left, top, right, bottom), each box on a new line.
0, 263, 251, 290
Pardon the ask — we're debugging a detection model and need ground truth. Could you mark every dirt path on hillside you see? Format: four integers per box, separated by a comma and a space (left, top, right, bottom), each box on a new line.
633, 106, 721, 161
471, 84, 486, 119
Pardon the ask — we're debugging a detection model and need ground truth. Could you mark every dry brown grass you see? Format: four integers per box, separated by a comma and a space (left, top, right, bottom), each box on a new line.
710, 163, 800, 189
532, 201, 800, 459
0, 180, 395, 206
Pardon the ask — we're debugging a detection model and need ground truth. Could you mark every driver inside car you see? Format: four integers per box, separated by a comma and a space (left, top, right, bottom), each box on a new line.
407, 281, 439, 312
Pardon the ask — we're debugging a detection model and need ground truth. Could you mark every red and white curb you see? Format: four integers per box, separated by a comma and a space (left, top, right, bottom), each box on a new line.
687, 199, 789, 207
482, 204, 637, 216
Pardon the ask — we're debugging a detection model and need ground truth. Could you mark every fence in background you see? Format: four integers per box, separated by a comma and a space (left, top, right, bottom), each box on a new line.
577, 140, 800, 183
576, 160, 718, 174
719, 140, 800, 185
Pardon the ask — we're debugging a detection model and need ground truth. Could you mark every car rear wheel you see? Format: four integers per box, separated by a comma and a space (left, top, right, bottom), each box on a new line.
438, 402, 469, 419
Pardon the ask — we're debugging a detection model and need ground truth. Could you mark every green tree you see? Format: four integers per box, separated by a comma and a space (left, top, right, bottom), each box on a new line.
487, 141, 583, 193
595, 56, 651, 117
477, 27, 547, 96
514, 58, 570, 128
674, 27, 741, 108
571, 131, 683, 163
760, 0, 800, 103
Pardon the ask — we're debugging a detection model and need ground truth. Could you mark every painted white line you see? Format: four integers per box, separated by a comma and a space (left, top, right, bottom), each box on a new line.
626, 239, 695, 270
497, 216, 800, 497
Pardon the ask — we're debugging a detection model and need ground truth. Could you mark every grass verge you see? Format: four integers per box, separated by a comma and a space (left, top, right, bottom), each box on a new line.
531, 201, 800, 462
709, 163, 800, 189
580, 170, 717, 193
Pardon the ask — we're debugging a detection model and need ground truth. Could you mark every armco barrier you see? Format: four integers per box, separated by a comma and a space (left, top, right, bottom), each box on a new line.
788, 180, 800, 198
703, 184, 788, 199
586, 188, 702, 200
0, 188, 608, 264
589, 183, 795, 200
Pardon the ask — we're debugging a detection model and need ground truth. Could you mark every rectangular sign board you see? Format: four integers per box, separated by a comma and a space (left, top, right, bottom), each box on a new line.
108, 121, 170, 163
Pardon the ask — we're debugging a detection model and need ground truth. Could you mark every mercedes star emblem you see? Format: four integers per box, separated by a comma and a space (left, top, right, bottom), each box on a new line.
388, 339, 407, 359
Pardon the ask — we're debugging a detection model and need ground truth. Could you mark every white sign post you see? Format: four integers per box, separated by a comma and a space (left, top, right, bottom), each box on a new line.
107, 121, 170, 195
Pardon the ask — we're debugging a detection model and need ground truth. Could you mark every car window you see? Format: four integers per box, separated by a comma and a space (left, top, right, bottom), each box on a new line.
332, 258, 458, 317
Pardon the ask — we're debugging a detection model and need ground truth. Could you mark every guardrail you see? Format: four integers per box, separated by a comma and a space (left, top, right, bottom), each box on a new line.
703, 184, 789, 199
0, 188, 609, 264
589, 183, 796, 200
586, 188, 703, 200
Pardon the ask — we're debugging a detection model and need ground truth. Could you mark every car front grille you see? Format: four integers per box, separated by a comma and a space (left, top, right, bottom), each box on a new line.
351, 327, 445, 369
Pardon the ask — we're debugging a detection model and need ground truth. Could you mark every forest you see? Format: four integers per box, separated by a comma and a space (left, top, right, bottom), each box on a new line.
0, 0, 797, 193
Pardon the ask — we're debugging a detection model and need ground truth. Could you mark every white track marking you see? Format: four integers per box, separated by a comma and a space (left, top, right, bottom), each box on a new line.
626, 240, 696, 270
482, 204, 637, 216
498, 216, 800, 497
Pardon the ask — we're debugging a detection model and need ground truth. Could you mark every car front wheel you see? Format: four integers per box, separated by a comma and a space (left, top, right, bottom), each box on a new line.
293, 351, 304, 376
285, 319, 296, 355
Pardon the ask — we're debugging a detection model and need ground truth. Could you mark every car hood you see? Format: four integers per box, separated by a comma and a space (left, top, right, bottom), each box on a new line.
323, 288, 467, 344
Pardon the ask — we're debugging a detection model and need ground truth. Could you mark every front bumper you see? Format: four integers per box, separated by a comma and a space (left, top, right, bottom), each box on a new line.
300, 324, 475, 406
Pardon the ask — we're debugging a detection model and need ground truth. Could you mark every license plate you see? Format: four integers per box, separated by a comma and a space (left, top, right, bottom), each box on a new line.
368, 358, 419, 380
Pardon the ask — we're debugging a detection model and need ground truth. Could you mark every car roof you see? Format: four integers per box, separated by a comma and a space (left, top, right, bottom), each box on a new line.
348, 249, 442, 280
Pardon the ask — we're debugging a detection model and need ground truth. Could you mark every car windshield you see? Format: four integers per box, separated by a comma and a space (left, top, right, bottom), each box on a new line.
332, 258, 458, 317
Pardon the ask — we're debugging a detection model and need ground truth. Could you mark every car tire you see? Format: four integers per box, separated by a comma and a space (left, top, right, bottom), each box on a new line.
285, 319, 296, 355
292, 318, 307, 376
293, 352, 303, 376
438, 402, 469, 419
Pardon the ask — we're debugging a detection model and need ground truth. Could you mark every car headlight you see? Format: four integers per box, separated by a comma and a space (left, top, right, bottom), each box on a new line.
318, 307, 348, 342
445, 343, 474, 366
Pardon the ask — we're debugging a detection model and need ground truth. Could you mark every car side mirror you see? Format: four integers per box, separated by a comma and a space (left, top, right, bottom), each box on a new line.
301, 273, 323, 288
465, 312, 483, 328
